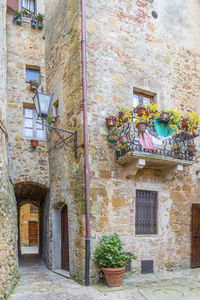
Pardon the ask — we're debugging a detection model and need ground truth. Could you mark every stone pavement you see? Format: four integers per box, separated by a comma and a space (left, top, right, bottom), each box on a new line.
8, 254, 200, 300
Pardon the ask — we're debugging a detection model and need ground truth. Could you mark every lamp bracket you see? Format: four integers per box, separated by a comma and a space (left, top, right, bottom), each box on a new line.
36, 121, 77, 158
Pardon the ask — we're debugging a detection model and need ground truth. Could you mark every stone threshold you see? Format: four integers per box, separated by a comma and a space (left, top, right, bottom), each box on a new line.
52, 269, 70, 279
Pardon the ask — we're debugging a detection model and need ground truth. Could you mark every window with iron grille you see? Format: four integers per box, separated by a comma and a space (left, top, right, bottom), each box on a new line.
23, 107, 45, 139
133, 91, 154, 107
135, 190, 157, 235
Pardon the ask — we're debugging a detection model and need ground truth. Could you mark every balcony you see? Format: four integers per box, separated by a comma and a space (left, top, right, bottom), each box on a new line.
106, 106, 197, 180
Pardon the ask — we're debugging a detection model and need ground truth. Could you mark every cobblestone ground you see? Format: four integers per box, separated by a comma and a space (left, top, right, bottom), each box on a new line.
8, 254, 200, 300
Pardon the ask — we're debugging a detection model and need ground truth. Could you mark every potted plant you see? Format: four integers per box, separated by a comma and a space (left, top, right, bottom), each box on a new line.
158, 111, 170, 123
118, 135, 128, 144
30, 80, 39, 91
136, 105, 146, 117
31, 139, 38, 147
13, 11, 22, 25
135, 114, 152, 134
94, 233, 136, 287
184, 112, 200, 136
31, 19, 37, 29
106, 116, 117, 127
35, 13, 45, 29
165, 108, 182, 134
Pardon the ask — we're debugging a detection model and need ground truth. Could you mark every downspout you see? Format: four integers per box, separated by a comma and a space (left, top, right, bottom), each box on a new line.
81, 0, 91, 286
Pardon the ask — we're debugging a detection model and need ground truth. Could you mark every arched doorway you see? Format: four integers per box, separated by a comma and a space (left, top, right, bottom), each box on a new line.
14, 181, 49, 266
20, 204, 39, 254
61, 205, 69, 271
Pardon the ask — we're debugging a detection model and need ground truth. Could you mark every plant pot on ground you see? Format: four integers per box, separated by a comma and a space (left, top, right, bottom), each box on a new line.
13, 11, 22, 25
94, 233, 136, 287
31, 19, 37, 29
35, 13, 45, 29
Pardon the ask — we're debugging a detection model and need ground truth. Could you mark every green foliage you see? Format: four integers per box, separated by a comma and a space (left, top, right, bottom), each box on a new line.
13, 11, 22, 18
46, 114, 53, 125
35, 13, 45, 22
31, 80, 39, 88
93, 233, 136, 268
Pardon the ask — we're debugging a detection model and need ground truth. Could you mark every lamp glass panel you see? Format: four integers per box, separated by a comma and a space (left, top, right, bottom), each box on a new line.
33, 94, 40, 116
38, 93, 52, 115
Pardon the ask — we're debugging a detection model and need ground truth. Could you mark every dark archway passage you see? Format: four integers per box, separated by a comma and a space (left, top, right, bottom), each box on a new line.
14, 181, 49, 267
61, 205, 69, 271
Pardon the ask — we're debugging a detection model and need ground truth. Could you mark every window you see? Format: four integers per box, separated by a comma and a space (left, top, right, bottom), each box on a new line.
30, 205, 38, 214
53, 100, 59, 117
133, 91, 154, 107
23, 107, 45, 139
22, 0, 35, 13
135, 190, 157, 235
26, 68, 40, 83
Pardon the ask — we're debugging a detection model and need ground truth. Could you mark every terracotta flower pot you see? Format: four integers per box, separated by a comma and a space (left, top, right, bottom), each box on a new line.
137, 107, 146, 117
118, 135, 128, 144
187, 144, 195, 151
106, 116, 116, 127
52, 116, 56, 123
118, 111, 128, 123
31, 139, 38, 147
30, 80, 36, 91
182, 118, 189, 129
136, 122, 146, 133
158, 112, 170, 123
102, 266, 125, 287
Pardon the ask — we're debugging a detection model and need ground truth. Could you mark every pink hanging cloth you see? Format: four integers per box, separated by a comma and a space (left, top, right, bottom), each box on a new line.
139, 131, 155, 151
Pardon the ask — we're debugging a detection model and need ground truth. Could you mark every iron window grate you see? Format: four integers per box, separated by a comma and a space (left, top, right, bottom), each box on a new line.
135, 190, 157, 235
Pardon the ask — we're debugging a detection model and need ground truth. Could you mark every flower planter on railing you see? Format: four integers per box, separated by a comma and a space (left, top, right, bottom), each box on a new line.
106, 105, 199, 163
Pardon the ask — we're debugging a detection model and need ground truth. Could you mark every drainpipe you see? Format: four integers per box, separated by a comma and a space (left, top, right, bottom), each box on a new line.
81, 0, 91, 286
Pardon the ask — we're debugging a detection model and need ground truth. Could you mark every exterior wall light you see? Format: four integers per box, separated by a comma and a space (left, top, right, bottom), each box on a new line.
33, 87, 77, 158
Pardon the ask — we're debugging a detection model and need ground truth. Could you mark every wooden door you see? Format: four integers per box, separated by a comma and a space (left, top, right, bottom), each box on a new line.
61, 205, 69, 271
192, 204, 200, 268
29, 221, 39, 246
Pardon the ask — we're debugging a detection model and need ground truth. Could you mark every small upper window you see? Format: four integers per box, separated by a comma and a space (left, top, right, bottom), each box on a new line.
53, 100, 59, 117
22, 0, 36, 14
26, 68, 40, 83
30, 205, 38, 214
133, 91, 154, 107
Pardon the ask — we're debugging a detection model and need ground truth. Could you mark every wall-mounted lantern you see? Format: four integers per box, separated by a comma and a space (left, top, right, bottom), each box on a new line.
33, 87, 77, 158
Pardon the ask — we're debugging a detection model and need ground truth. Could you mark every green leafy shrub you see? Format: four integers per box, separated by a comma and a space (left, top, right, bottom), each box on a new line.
35, 13, 45, 22
94, 233, 136, 268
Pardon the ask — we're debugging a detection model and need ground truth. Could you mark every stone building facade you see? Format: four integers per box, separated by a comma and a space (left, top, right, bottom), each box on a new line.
1, 0, 200, 297
45, 0, 200, 283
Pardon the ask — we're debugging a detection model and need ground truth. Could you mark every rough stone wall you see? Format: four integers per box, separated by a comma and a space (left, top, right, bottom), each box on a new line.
6, 10, 49, 188
45, 0, 84, 281
0, 2, 18, 299
85, 0, 200, 281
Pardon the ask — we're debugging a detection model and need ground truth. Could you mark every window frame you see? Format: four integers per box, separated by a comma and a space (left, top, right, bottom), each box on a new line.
21, 0, 36, 14
52, 100, 59, 117
133, 91, 154, 106
26, 67, 40, 84
23, 107, 45, 140
135, 190, 158, 235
